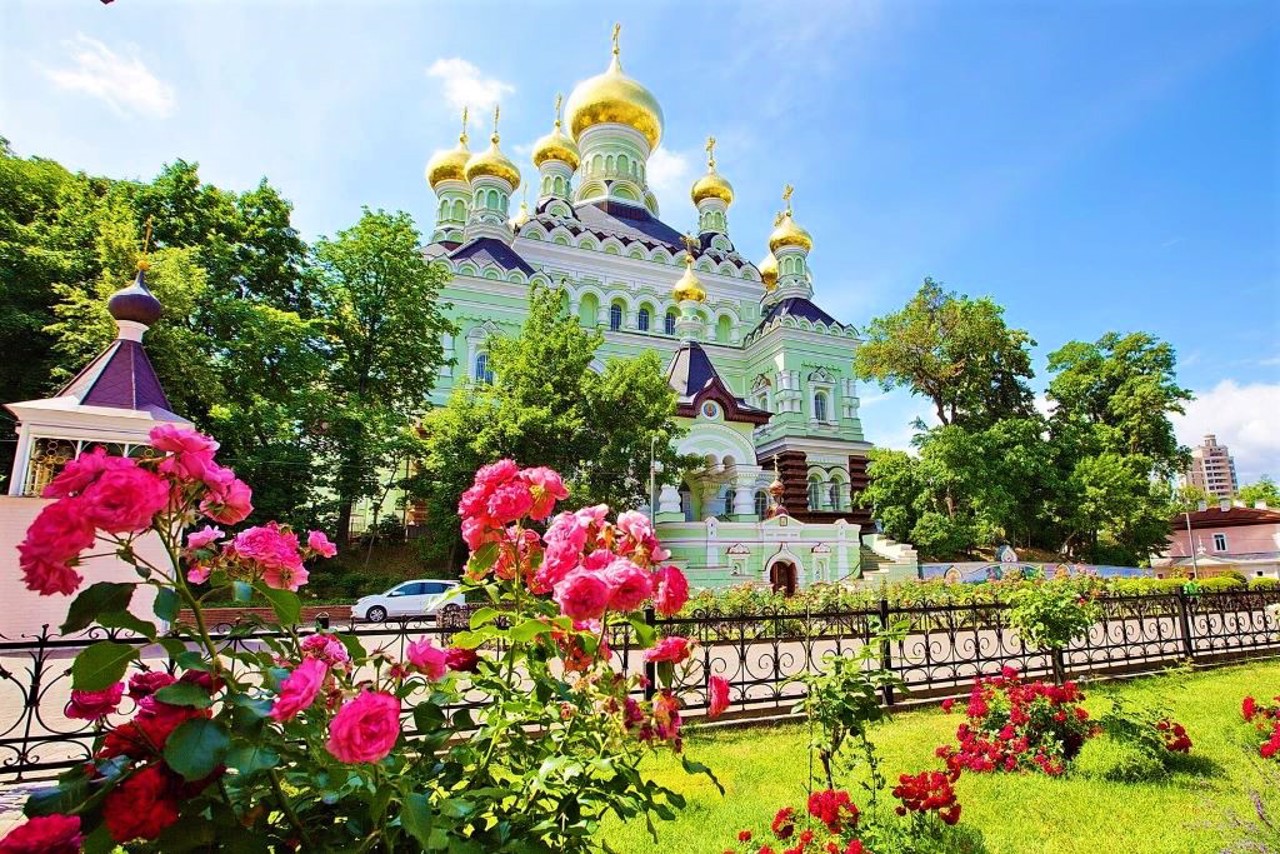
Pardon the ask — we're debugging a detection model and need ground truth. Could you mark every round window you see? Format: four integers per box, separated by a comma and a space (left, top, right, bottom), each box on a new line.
701, 401, 720, 419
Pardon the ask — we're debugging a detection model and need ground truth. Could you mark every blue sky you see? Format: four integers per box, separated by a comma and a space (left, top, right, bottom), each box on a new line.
2, 1, 1277, 481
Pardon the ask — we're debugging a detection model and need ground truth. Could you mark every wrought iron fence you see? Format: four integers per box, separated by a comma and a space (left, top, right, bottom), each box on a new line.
2, 589, 1277, 781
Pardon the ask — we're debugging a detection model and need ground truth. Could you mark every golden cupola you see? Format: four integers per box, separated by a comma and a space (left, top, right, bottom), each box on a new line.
672, 244, 707, 303
564, 24, 664, 149
768, 185, 813, 254
465, 106, 521, 189
758, 251, 779, 290
425, 108, 471, 190
691, 136, 734, 205
532, 94, 581, 170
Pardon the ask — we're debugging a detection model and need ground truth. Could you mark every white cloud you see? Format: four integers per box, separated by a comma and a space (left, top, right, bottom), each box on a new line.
646, 146, 692, 213
41, 34, 175, 118
426, 58, 514, 113
1172, 380, 1280, 483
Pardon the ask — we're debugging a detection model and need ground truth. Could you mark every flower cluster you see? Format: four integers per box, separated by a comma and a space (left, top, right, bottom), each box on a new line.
1242, 695, 1280, 761
1155, 718, 1192, 753
0, 814, 82, 854
723, 793, 869, 854
937, 666, 1097, 775
892, 769, 961, 825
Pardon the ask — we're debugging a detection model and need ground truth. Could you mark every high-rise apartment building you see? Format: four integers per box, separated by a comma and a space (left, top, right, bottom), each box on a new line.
1183, 434, 1239, 500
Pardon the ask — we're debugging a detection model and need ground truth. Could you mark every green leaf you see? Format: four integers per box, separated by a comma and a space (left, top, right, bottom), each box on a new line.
450, 627, 497, 650
681, 755, 724, 794
154, 587, 181, 622
96, 610, 158, 640
468, 606, 500, 629
232, 581, 253, 603
402, 792, 433, 848
163, 718, 230, 781
337, 633, 366, 663
82, 824, 117, 854
158, 637, 188, 660
628, 614, 656, 648
467, 541, 500, 575
656, 660, 674, 690
226, 742, 280, 775
509, 619, 551, 644
154, 681, 214, 708
71, 641, 138, 691
255, 585, 301, 625
60, 582, 135, 634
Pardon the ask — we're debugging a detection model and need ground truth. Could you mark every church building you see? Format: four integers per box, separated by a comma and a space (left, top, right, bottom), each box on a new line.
420, 26, 917, 590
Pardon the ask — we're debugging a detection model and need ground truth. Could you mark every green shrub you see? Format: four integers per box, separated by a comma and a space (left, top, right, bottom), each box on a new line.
1197, 576, 1247, 592
1250, 577, 1280, 590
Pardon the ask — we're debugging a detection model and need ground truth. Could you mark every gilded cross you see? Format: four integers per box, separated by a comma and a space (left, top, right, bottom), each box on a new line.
681, 233, 699, 259
554, 93, 563, 128
612, 23, 621, 57
782, 184, 794, 212
459, 106, 469, 146
492, 104, 501, 138
705, 135, 717, 170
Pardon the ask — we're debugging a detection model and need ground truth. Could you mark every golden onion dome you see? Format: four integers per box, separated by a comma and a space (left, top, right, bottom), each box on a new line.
465, 107, 521, 189
564, 24, 664, 149
758, 251, 779, 290
425, 108, 471, 190
672, 254, 706, 303
691, 136, 733, 205
533, 94, 581, 170
768, 186, 813, 253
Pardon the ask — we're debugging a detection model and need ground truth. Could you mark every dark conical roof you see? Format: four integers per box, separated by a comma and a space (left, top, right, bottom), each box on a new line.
665, 341, 771, 425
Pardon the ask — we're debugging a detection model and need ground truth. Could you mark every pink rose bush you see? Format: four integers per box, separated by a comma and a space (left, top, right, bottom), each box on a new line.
7, 438, 715, 853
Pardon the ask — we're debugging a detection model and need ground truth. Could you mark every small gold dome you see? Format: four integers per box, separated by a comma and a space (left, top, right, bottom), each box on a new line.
426, 108, 471, 190
758, 252, 779, 290
465, 107, 521, 189
564, 25, 664, 149
533, 94, 581, 170
768, 211, 813, 254
672, 255, 706, 303
691, 171, 733, 205
509, 196, 530, 229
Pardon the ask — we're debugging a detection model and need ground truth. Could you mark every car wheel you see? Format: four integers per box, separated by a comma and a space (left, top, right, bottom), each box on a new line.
365, 606, 387, 623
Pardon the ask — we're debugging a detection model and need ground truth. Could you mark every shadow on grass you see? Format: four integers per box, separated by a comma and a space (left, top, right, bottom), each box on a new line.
1165, 752, 1227, 780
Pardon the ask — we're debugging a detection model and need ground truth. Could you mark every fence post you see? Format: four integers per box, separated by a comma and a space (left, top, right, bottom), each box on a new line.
878, 598, 895, 707
1176, 589, 1196, 661
643, 606, 657, 701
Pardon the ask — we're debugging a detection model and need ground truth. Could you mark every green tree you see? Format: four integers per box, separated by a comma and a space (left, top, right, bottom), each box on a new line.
413, 283, 688, 567
1173, 483, 1212, 513
1045, 332, 1191, 477
1239, 476, 1280, 507
309, 208, 454, 546
853, 277, 1036, 429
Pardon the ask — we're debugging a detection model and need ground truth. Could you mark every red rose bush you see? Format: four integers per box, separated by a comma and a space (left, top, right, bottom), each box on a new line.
4, 430, 718, 852
1242, 694, 1280, 761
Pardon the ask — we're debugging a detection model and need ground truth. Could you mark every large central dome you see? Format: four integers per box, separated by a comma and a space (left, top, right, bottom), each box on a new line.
564, 29, 663, 149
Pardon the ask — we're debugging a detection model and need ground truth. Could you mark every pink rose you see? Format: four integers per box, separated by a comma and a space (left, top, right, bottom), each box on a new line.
616, 510, 655, 545
230, 524, 307, 590
186, 565, 212, 585
149, 424, 218, 456
0, 814, 83, 854
67, 682, 124, 720
553, 571, 611, 621
80, 465, 170, 533
583, 548, 613, 572
18, 500, 96, 596
326, 691, 401, 763
520, 466, 569, 521
406, 638, 448, 680
644, 636, 692, 664
42, 446, 132, 499
186, 525, 223, 551
474, 459, 519, 491
307, 530, 338, 558
652, 565, 690, 616
708, 675, 730, 719
486, 481, 534, 525
574, 504, 609, 529
263, 563, 308, 592
271, 658, 327, 722
301, 634, 350, 668
199, 467, 253, 525
603, 558, 653, 613
461, 515, 498, 551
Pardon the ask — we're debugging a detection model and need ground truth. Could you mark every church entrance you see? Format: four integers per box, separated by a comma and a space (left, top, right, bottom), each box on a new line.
769, 561, 797, 597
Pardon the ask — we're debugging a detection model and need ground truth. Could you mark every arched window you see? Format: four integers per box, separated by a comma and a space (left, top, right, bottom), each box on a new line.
808, 476, 822, 511
723, 487, 737, 517
680, 487, 693, 522
609, 303, 623, 331
814, 390, 829, 422
638, 307, 650, 332
829, 483, 842, 511
664, 311, 677, 336
474, 353, 493, 385
754, 491, 769, 518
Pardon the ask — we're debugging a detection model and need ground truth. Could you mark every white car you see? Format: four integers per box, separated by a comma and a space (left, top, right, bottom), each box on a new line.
353, 579, 465, 622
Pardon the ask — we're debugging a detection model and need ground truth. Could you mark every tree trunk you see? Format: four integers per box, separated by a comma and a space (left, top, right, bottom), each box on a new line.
336, 498, 354, 550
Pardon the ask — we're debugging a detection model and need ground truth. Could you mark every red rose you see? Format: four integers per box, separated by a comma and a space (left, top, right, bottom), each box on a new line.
0, 814, 82, 854
445, 647, 480, 673
104, 763, 181, 842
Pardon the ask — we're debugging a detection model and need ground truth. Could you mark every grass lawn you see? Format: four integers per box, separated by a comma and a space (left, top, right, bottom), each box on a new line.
603, 660, 1280, 854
